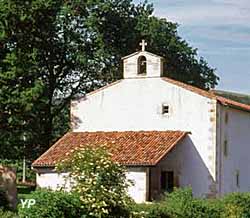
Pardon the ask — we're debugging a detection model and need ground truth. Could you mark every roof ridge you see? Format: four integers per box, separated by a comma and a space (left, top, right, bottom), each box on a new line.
71, 130, 187, 133
216, 95, 250, 111
161, 77, 216, 99
161, 77, 250, 113
121, 51, 164, 60
74, 76, 250, 113
72, 80, 122, 101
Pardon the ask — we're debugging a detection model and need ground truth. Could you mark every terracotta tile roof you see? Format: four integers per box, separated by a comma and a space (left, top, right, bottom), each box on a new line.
32, 131, 188, 167
216, 96, 250, 112
161, 77, 214, 99
161, 77, 250, 113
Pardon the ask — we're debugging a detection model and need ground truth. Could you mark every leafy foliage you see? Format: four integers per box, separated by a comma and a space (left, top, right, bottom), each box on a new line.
133, 189, 250, 218
222, 192, 250, 218
17, 187, 250, 217
0, 0, 219, 161
133, 188, 222, 218
0, 159, 35, 182
18, 189, 85, 218
158, 188, 222, 218
56, 146, 132, 218
0, 209, 18, 218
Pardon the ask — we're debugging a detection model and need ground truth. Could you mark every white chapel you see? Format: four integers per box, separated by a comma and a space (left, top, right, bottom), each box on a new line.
33, 40, 250, 203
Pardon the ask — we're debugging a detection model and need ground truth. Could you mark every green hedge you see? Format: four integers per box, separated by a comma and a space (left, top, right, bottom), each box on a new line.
18, 189, 86, 218
132, 188, 250, 218
222, 192, 250, 217
133, 188, 221, 218
17, 188, 250, 218
0, 209, 18, 218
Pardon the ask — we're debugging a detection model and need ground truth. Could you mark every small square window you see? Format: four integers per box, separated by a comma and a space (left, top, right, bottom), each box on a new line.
162, 104, 169, 115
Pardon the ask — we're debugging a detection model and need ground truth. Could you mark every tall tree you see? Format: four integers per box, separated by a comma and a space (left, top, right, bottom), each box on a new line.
0, 0, 219, 160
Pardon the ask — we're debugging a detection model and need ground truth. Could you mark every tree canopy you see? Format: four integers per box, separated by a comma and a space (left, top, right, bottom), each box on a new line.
0, 0, 219, 160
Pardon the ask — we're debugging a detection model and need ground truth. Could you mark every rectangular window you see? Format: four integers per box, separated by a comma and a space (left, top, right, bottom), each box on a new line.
225, 112, 229, 124
236, 170, 240, 188
223, 140, 228, 157
162, 104, 169, 115
161, 171, 174, 192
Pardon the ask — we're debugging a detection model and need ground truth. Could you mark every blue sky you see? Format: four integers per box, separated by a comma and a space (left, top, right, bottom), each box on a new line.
134, 0, 250, 93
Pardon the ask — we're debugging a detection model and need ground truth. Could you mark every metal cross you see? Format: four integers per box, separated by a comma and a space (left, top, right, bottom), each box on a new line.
139, 40, 147, 51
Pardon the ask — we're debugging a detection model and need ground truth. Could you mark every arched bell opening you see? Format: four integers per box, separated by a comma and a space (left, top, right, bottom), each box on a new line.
137, 56, 147, 75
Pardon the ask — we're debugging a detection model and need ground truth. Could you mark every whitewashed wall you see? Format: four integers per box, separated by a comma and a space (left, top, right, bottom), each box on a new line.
36, 169, 72, 191
156, 136, 212, 197
71, 77, 217, 197
36, 168, 148, 203
218, 105, 250, 194
126, 168, 147, 203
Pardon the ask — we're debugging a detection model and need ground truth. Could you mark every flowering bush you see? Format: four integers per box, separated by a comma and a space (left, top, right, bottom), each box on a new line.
56, 146, 133, 218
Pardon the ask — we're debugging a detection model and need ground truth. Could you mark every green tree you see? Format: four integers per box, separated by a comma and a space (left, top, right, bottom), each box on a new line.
0, 0, 219, 160
56, 146, 132, 218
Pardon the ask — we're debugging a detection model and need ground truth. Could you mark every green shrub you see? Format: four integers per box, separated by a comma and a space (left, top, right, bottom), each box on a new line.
133, 188, 222, 218
18, 189, 86, 218
132, 203, 171, 218
222, 192, 250, 218
134, 190, 250, 218
0, 209, 18, 218
158, 188, 221, 218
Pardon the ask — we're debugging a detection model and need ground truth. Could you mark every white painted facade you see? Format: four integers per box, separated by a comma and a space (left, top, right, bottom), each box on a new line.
126, 168, 148, 203
36, 169, 72, 191
70, 76, 218, 198
217, 105, 250, 195
35, 48, 250, 202
36, 168, 147, 203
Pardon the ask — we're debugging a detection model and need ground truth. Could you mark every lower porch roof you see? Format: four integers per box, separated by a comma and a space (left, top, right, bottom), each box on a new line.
32, 130, 188, 168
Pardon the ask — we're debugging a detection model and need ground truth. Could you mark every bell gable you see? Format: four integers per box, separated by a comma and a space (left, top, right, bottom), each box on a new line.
122, 40, 164, 79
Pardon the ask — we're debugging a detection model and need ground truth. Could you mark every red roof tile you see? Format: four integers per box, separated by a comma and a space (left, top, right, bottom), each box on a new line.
216, 96, 250, 112
32, 131, 188, 167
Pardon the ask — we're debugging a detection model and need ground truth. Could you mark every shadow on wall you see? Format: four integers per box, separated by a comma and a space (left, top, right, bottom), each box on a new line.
70, 99, 84, 130
152, 135, 216, 199
183, 136, 217, 198
70, 114, 83, 130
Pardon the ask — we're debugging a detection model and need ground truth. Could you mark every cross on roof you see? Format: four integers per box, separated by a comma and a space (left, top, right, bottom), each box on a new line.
139, 40, 147, 51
